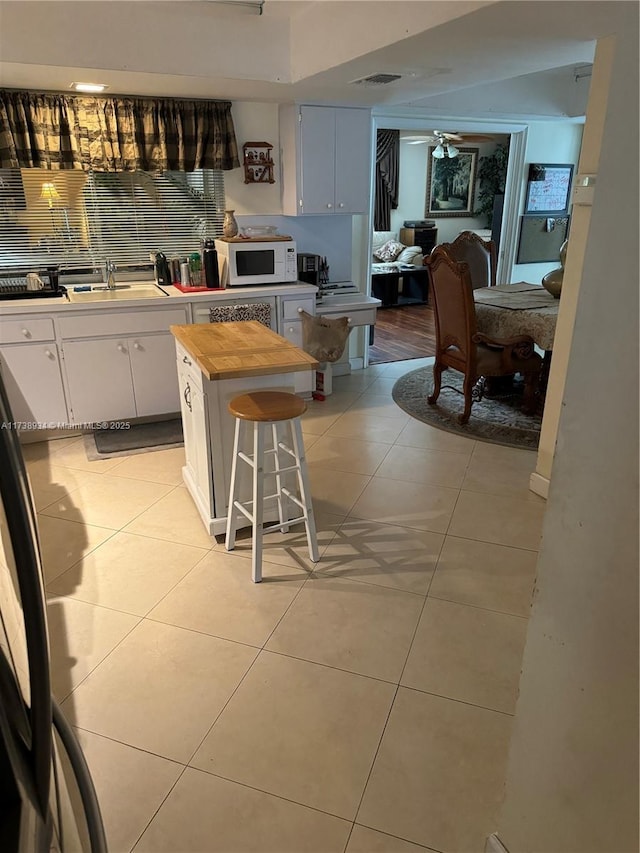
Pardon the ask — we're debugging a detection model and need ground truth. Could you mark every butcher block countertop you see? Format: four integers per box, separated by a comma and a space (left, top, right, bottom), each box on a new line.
170, 320, 318, 381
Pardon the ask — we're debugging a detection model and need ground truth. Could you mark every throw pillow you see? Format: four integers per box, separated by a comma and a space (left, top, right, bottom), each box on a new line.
396, 246, 422, 264
373, 239, 404, 262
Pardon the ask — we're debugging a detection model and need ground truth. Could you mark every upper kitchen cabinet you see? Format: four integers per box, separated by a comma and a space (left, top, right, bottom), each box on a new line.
279, 105, 372, 215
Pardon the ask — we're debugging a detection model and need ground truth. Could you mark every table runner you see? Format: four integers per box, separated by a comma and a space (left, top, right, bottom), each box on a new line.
474, 283, 557, 311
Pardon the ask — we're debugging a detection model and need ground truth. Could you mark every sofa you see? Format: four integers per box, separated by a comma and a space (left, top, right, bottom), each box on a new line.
371, 231, 423, 272
371, 231, 430, 307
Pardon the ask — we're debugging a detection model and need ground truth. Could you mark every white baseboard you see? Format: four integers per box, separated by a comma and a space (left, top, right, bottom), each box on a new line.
529, 471, 549, 499
485, 833, 511, 853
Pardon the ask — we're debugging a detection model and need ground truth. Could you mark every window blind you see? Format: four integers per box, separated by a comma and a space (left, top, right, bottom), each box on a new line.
0, 168, 226, 271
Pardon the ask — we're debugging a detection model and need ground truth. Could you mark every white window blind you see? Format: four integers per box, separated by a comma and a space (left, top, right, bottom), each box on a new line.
0, 168, 226, 271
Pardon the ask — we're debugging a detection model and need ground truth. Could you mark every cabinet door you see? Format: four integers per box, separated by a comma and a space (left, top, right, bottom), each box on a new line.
334, 108, 372, 214
129, 333, 180, 418
0, 343, 68, 426
299, 106, 336, 214
63, 339, 136, 424
177, 360, 212, 508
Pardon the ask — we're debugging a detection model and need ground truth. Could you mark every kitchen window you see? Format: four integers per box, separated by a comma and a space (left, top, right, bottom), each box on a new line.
0, 167, 226, 271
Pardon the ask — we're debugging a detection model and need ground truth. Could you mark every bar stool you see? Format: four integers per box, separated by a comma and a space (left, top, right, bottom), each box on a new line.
225, 390, 319, 583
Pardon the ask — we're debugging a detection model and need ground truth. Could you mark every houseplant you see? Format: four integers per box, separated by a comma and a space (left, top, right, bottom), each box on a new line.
474, 143, 509, 228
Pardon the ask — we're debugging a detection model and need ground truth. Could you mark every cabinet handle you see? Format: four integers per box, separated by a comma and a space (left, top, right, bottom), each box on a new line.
183, 382, 192, 412
288, 326, 294, 334
133, 342, 142, 350
326, 203, 333, 209
44, 349, 53, 359
21, 328, 31, 338
338, 202, 345, 208
182, 355, 193, 366
117, 344, 126, 353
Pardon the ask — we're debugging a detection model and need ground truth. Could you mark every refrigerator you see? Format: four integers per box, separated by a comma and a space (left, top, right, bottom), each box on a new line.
0, 373, 107, 851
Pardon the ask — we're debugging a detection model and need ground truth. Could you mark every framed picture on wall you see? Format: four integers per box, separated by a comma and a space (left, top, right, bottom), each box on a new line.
524, 163, 573, 214
425, 147, 478, 217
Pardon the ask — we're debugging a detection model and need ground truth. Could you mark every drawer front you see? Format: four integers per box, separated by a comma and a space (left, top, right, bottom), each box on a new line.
0, 317, 55, 343
281, 319, 303, 349
317, 306, 377, 327
175, 341, 203, 390
281, 297, 315, 320
58, 307, 188, 339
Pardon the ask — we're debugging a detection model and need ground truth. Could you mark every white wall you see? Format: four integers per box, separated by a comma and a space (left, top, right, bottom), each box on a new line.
496, 21, 639, 853
511, 122, 584, 283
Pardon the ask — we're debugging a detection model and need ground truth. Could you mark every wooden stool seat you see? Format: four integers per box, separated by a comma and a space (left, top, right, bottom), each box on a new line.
225, 390, 318, 582
228, 390, 307, 422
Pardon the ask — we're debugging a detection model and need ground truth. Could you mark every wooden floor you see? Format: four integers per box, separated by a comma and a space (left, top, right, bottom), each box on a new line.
369, 303, 437, 365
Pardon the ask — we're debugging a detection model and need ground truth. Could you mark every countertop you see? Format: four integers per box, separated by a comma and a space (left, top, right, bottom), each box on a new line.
0, 281, 318, 317
170, 320, 318, 381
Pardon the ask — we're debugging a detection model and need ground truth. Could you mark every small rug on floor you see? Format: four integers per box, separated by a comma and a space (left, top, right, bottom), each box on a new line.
392, 366, 541, 450
84, 418, 184, 459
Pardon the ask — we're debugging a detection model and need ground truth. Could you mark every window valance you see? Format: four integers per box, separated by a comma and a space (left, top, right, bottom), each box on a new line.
0, 90, 240, 172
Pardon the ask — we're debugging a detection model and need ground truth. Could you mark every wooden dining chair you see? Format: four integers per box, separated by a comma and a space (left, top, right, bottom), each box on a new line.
441, 231, 498, 289
424, 245, 542, 424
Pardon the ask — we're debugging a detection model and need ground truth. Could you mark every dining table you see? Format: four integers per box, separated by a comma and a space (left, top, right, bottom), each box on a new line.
473, 282, 559, 352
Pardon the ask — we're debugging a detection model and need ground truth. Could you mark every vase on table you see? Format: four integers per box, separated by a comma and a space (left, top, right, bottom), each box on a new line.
542, 239, 568, 299
223, 210, 238, 238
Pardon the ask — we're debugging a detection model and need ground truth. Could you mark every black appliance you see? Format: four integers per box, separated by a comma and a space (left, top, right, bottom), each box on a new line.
0, 267, 63, 300
0, 375, 107, 852
297, 253, 329, 287
152, 252, 172, 287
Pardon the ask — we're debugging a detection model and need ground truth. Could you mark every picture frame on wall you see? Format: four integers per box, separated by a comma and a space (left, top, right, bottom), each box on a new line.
524, 163, 574, 214
425, 147, 478, 217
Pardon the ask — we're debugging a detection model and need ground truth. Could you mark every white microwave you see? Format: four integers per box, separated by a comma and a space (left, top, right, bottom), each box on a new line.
215, 238, 298, 287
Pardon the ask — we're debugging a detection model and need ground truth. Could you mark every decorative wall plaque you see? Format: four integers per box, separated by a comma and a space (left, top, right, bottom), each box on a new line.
242, 141, 275, 184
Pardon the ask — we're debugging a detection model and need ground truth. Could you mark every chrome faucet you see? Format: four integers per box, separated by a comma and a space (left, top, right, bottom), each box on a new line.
105, 259, 117, 290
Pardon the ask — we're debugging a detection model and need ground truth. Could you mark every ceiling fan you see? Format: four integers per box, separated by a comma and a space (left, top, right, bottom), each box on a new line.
404, 130, 495, 158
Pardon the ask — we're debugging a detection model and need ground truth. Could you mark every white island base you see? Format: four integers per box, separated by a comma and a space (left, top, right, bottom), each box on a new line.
173, 324, 317, 538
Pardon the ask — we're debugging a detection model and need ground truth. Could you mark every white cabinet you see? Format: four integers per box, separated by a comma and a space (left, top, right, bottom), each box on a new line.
63, 338, 136, 423
279, 104, 372, 215
278, 293, 315, 395
177, 347, 213, 515
130, 333, 180, 417
0, 343, 68, 426
0, 315, 68, 426
60, 307, 187, 424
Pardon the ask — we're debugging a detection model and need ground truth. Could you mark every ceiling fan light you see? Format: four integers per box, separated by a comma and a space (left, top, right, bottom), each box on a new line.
447, 144, 459, 158
432, 144, 445, 159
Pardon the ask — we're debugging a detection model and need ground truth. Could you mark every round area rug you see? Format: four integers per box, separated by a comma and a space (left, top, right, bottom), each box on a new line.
392, 366, 541, 450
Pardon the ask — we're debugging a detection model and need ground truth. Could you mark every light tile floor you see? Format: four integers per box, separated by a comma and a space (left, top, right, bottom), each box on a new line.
25, 357, 545, 853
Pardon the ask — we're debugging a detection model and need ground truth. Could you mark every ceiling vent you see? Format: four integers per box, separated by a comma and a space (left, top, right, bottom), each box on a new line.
350, 73, 402, 87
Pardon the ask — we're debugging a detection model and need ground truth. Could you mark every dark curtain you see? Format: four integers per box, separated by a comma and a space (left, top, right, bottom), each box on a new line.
374, 129, 399, 231
0, 90, 240, 172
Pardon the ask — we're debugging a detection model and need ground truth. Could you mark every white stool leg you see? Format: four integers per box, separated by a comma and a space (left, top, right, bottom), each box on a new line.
290, 417, 319, 563
271, 422, 289, 534
251, 421, 265, 583
225, 417, 242, 552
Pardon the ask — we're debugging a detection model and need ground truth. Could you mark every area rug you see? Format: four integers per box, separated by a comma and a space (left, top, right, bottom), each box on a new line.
392, 366, 541, 450
84, 418, 184, 460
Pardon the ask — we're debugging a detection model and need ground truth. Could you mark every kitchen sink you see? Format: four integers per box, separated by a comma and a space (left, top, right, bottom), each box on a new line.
66, 283, 168, 303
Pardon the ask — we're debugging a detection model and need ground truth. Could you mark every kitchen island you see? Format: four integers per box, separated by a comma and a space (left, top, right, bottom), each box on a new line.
171, 320, 318, 536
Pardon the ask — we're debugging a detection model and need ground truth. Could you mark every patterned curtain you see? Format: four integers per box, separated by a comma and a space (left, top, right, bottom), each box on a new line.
374, 129, 399, 231
0, 90, 240, 172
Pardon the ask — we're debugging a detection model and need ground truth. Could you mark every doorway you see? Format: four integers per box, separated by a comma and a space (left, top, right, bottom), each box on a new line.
366, 119, 528, 366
